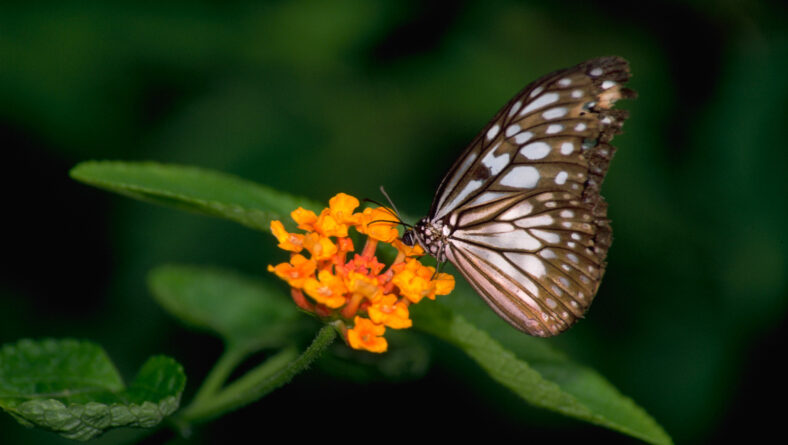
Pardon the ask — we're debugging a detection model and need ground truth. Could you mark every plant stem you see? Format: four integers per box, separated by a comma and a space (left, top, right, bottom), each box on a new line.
189, 346, 248, 406
176, 325, 337, 425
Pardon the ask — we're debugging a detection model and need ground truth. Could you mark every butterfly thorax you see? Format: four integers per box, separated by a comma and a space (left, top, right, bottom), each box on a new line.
401, 218, 450, 262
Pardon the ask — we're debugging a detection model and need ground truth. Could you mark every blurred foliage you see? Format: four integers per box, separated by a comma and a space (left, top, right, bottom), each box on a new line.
1, 0, 786, 443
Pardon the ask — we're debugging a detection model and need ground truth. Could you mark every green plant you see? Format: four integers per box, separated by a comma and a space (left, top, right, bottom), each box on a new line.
0, 161, 671, 444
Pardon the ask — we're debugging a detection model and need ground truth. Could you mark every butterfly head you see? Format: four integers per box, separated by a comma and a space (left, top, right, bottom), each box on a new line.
401, 218, 449, 262
401, 226, 418, 247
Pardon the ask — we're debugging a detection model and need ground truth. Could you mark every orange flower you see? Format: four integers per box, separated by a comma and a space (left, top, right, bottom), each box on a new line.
303, 232, 337, 261
345, 271, 381, 300
344, 254, 385, 277
268, 192, 454, 353
294, 194, 359, 238
291, 207, 319, 232
390, 259, 455, 303
328, 193, 361, 226
267, 254, 316, 288
303, 270, 348, 308
270, 220, 304, 252
433, 273, 456, 296
368, 294, 412, 329
347, 316, 387, 353
356, 207, 399, 243
391, 259, 433, 303
392, 238, 425, 257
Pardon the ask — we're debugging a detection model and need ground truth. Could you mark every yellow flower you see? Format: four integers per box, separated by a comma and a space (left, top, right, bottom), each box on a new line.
303, 270, 348, 308
368, 294, 412, 329
267, 254, 316, 288
347, 316, 387, 353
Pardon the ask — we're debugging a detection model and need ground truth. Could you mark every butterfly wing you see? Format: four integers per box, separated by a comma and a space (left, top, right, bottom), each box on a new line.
431, 56, 635, 336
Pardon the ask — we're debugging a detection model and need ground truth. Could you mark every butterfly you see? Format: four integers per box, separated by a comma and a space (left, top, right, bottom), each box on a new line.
399, 56, 636, 337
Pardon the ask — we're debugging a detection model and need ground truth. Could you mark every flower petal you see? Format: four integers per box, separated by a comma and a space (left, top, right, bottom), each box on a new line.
347, 316, 387, 353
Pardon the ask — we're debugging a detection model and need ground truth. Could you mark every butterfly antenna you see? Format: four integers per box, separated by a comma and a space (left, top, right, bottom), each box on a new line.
368, 219, 413, 228
379, 186, 406, 223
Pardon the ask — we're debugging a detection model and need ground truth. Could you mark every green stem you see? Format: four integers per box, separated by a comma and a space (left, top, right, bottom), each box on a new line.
188, 346, 248, 406
176, 325, 337, 425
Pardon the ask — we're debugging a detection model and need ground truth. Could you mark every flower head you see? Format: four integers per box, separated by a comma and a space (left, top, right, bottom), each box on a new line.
268, 193, 455, 353
391, 259, 455, 303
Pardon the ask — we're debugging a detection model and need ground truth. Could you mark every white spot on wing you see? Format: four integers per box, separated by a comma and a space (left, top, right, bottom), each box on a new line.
558, 78, 571, 87
466, 191, 509, 207
508, 100, 522, 117
520, 142, 551, 160
498, 201, 534, 220
555, 171, 569, 185
514, 215, 554, 228
515, 131, 533, 144
487, 124, 500, 140
602, 80, 617, 89
560, 142, 574, 155
531, 229, 560, 243
572, 89, 583, 98
505, 252, 547, 278
435, 179, 483, 220
505, 124, 521, 137
455, 227, 541, 250
436, 151, 478, 211
529, 85, 544, 98
590, 67, 603, 76
481, 150, 510, 176
500, 166, 540, 188
546, 124, 563, 134
521, 92, 559, 116
543, 107, 567, 119
575, 123, 587, 131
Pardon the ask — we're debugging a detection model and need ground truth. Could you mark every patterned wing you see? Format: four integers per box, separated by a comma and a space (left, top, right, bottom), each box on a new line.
435, 57, 635, 336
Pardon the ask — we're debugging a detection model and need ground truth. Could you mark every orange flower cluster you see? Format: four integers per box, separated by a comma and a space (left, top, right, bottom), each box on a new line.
268, 193, 454, 353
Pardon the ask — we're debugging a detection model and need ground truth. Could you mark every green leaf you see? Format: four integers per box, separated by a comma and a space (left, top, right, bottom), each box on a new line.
412, 288, 672, 445
148, 264, 304, 351
70, 161, 320, 232
0, 339, 186, 441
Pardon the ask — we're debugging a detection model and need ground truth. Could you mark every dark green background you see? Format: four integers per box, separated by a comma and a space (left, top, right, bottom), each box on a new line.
2, 1, 786, 443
